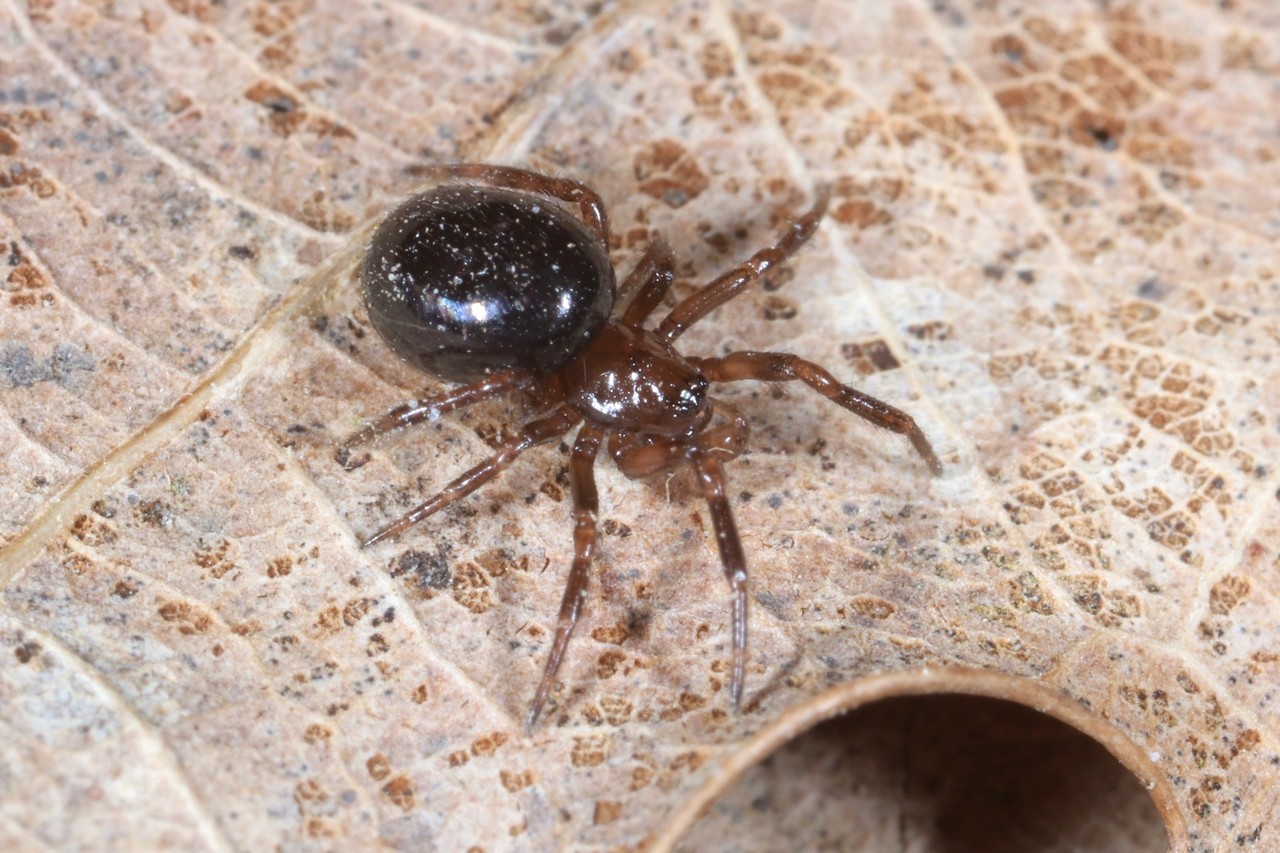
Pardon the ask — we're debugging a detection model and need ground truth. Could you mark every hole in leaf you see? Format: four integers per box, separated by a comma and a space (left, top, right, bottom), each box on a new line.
679, 694, 1168, 851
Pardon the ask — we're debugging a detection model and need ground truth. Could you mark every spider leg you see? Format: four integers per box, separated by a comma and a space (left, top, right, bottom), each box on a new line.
337, 369, 534, 469
609, 405, 753, 711
690, 452, 749, 712
360, 407, 580, 547
526, 423, 604, 729
693, 352, 943, 475
617, 237, 675, 328
412, 163, 610, 247
655, 187, 830, 343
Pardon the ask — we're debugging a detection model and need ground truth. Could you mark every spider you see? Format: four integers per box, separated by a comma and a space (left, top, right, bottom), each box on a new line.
339, 164, 942, 728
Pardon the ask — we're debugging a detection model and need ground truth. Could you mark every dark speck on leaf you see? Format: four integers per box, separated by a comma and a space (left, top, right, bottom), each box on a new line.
1138, 277, 1171, 300
391, 549, 452, 590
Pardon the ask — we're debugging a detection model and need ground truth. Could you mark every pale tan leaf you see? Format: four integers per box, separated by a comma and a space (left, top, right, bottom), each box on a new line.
2, 0, 1278, 850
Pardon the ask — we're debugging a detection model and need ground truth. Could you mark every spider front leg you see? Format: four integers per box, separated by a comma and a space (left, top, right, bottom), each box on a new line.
656, 188, 830, 342
690, 452, 749, 711
617, 237, 675, 328
611, 404, 754, 710
336, 369, 534, 470
526, 423, 603, 729
361, 407, 580, 547
693, 352, 943, 475
413, 163, 610, 246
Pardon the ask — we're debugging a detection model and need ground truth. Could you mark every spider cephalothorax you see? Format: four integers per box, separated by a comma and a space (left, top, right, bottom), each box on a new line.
341, 164, 942, 727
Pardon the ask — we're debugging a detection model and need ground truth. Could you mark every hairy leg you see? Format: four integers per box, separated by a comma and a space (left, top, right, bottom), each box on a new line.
526, 423, 604, 729
414, 163, 610, 247
693, 351, 943, 475
656, 188, 830, 342
361, 407, 580, 547
690, 452, 749, 711
618, 237, 675, 328
336, 369, 533, 470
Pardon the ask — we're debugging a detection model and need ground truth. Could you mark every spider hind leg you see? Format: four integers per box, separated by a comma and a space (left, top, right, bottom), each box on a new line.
360, 407, 579, 547
336, 369, 533, 471
526, 424, 603, 729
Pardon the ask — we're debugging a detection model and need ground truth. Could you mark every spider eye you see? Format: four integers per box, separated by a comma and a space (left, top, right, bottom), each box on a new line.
674, 376, 708, 412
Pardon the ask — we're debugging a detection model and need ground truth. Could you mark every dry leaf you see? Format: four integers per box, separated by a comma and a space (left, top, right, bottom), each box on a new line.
2, 0, 1278, 850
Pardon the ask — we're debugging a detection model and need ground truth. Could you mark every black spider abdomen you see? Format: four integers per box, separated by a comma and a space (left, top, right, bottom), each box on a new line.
362, 184, 616, 383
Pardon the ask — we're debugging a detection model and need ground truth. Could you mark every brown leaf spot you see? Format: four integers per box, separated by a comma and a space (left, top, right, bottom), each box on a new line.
1010, 572, 1054, 615
366, 753, 391, 781
906, 320, 952, 341
250, 1, 298, 36
591, 622, 629, 646
342, 598, 373, 627
843, 595, 895, 621
293, 779, 326, 808
831, 198, 892, 229
500, 769, 534, 792
698, 41, 733, 78
1068, 108, 1126, 151
600, 519, 631, 538
194, 540, 235, 579
298, 190, 355, 233
1108, 27, 1200, 84
452, 563, 494, 614
678, 692, 706, 712
571, 735, 610, 768
382, 776, 414, 812
1062, 53, 1148, 111
840, 339, 900, 376
316, 607, 341, 635
593, 801, 622, 825
595, 650, 627, 680
599, 695, 633, 726
243, 80, 304, 136
471, 732, 508, 758
7, 264, 47, 290
1146, 510, 1198, 555
1208, 575, 1250, 616
617, 768, 649, 797
267, 555, 293, 578
157, 600, 212, 634
633, 139, 709, 208
14, 641, 40, 664
668, 750, 707, 774
1117, 202, 1185, 244
137, 499, 175, 528
60, 553, 96, 576
474, 549, 515, 578
996, 81, 1080, 139
303, 724, 331, 746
